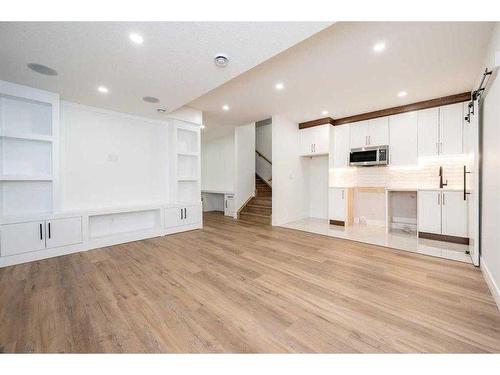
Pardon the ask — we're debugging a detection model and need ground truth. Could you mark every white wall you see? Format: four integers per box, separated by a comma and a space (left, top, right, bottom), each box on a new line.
308, 155, 329, 219
256, 122, 272, 161
201, 134, 235, 192
60, 102, 202, 211
480, 22, 500, 309
272, 115, 308, 225
234, 123, 256, 210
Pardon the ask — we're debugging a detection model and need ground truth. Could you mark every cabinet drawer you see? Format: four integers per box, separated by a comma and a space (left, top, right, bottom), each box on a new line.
0, 221, 45, 256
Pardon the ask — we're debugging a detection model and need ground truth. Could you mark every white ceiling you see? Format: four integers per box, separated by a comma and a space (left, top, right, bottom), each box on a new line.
0, 22, 331, 118
190, 22, 495, 140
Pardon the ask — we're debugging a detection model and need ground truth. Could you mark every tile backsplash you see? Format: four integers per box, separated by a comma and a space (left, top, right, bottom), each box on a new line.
330, 155, 471, 189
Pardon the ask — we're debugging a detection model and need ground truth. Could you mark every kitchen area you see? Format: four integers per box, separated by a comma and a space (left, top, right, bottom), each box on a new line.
282, 94, 480, 264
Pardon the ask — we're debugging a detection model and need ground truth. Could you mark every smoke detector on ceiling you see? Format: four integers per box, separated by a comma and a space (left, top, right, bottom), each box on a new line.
214, 54, 229, 67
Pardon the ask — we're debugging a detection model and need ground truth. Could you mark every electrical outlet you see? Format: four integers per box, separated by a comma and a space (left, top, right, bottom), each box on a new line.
106, 154, 119, 162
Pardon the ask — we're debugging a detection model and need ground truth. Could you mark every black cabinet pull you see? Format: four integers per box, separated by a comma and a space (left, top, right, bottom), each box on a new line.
48, 222, 51, 239
184, 208, 187, 219
39, 223, 43, 240
181, 208, 183, 220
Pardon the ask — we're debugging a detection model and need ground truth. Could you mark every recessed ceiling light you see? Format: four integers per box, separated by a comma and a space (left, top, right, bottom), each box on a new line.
97, 86, 109, 94
27, 63, 58, 76
397, 91, 408, 97
275, 82, 285, 91
321, 110, 329, 116
373, 42, 386, 53
222, 104, 230, 111
201, 125, 206, 129
143, 96, 160, 103
129, 33, 144, 45
214, 54, 229, 67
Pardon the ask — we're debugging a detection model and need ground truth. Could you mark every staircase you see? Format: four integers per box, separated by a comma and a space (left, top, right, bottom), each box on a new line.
238, 175, 272, 224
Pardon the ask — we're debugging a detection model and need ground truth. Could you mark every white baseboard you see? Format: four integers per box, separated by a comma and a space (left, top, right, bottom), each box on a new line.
481, 257, 500, 312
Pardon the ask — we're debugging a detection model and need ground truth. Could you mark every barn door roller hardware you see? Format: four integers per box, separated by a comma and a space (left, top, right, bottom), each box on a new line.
465, 68, 493, 123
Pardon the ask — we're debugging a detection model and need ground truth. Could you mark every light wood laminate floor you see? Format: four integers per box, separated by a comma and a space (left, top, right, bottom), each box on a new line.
1, 212, 500, 353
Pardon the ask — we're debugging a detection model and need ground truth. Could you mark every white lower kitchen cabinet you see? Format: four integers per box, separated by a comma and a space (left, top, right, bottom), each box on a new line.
329, 187, 348, 225
0, 221, 45, 256
418, 190, 468, 239
442, 191, 468, 237
0, 217, 83, 257
418, 190, 442, 234
224, 194, 235, 217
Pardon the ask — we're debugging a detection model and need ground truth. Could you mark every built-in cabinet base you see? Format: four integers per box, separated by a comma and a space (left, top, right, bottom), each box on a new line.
418, 231, 469, 245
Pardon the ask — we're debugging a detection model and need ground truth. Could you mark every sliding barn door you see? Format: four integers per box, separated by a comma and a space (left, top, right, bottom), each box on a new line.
464, 99, 480, 266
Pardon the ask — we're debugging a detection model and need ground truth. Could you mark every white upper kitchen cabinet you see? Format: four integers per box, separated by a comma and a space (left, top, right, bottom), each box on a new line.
441, 191, 468, 237
418, 190, 442, 234
389, 111, 418, 166
299, 127, 316, 155
368, 117, 389, 146
333, 124, 350, 168
440, 103, 464, 155
350, 118, 389, 148
299, 125, 330, 156
350, 120, 369, 149
417, 107, 440, 157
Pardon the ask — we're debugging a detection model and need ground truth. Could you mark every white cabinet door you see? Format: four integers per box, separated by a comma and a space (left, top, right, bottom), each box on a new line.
224, 195, 235, 217
45, 217, 83, 249
0, 221, 45, 256
368, 117, 389, 146
442, 191, 468, 237
418, 107, 440, 157
389, 111, 418, 166
313, 125, 330, 154
184, 204, 202, 226
165, 207, 183, 228
440, 103, 463, 155
418, 190, 442, 234
350, 120, 369, 149
333, 124, 350, 168
299, 128, 315, 155
329, 188, 346, 222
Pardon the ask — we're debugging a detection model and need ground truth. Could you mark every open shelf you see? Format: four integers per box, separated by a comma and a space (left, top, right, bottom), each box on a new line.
89, 209, 162, 239
0, 95, 52, 136
0, 174, 53, 181
0, 91, 55, 217
0, 132, 53, 142
177, 151, 198, 157
0, 181, 53, 216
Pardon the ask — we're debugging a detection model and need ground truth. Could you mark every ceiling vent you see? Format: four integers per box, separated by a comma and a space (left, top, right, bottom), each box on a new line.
214, 54, 229, 67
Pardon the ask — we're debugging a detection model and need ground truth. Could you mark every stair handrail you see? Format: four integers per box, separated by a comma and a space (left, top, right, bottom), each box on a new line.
255, 150, 272, 165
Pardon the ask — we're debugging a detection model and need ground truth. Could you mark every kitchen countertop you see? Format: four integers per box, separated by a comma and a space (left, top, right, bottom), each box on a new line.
330, 186, 463, 192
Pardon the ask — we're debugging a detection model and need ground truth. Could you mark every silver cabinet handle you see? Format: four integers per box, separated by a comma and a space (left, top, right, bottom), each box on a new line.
442, 193, 445, 205
368, 136, 371, 145
341, 190, 344, 199
438, 193, 440, 205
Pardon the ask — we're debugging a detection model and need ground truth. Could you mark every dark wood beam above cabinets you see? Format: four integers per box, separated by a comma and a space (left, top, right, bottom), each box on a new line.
298, 92, 472, 129
298, 117, 335, 129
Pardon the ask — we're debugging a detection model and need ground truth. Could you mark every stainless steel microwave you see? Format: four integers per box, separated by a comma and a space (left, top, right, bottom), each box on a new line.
349, 145, 389, 167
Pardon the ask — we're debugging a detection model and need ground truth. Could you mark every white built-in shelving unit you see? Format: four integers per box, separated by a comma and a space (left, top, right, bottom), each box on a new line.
171, 120, 201, 205
0, 82, 59, 218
